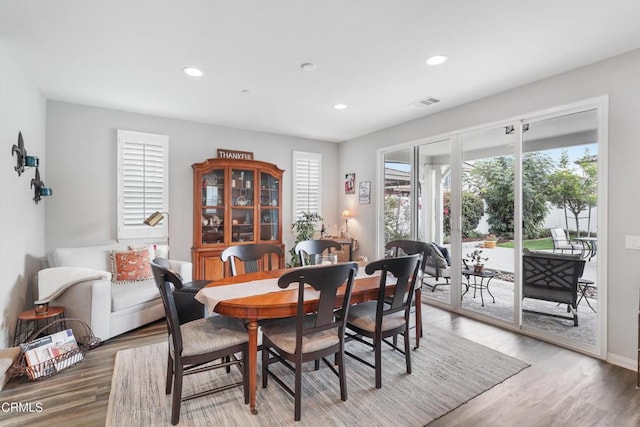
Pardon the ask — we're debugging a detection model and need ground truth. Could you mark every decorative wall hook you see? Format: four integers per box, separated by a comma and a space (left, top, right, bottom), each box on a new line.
11, 131, 26, 176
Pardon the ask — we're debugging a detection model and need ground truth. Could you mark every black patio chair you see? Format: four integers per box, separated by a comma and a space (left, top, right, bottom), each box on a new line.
522, 248, 586, 326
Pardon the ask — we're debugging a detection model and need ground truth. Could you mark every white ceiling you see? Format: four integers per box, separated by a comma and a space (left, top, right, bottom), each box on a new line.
1, 1, 639, 143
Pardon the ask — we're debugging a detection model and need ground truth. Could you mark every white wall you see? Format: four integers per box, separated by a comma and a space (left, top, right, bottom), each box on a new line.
0, 43, 46, 348
45, 101, 339, 263
339, 48, 640, 363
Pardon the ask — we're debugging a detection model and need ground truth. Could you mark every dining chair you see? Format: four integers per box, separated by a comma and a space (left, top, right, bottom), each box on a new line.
150, 261, 249, 425
220, 243, 284, 276
344, 255, 420, 389
294, 239, 343, 266
385, 240, 429, 349
261, 262, 359, 421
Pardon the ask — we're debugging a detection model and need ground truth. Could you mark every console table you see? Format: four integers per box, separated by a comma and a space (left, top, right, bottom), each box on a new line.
322, 237, 355, 262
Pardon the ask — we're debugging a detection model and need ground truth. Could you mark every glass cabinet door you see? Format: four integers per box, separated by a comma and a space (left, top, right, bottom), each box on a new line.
260, 172, 280, 241
231, 169, 255, 243
201, 170, 225, 244
260, 208, 278, 241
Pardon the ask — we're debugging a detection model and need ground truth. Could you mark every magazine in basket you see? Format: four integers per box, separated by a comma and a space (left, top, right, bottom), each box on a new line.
20, 329, 83, 378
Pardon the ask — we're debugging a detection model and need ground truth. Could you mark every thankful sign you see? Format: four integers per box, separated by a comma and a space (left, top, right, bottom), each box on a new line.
217, 149, 254, 160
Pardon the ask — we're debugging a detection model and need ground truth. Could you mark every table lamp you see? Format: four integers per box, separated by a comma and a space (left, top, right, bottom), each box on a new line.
342, 210, 351, 238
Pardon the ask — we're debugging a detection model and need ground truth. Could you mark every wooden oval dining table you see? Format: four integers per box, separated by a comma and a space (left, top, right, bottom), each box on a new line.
195, 265, 389, 415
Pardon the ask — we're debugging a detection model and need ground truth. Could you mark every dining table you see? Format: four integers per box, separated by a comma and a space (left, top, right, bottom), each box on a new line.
194, 264, 389, 415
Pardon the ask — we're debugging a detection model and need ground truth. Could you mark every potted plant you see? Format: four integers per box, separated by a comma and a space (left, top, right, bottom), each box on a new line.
483, 234, 498, 249
289, 212, 323, 267
467, 249, 488, 273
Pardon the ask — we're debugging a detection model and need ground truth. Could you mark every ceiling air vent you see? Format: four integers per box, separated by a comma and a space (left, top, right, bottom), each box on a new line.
411, 96, 441, 108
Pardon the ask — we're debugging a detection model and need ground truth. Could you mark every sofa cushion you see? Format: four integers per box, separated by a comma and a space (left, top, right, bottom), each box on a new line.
111, 279, 160, 312
49, 244, 116, 271
111, 249, 153, 283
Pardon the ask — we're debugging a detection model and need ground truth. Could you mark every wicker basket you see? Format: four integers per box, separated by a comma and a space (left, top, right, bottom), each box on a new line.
9, 318, 101, 381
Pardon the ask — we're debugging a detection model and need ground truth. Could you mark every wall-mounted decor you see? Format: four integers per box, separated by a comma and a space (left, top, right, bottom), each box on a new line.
345, 173, 355, 194
31, 167, 53, 204
11, 131, 52, 203
359, 181, 371, 204
11, 131, 29, 176
217, 148, 254, 160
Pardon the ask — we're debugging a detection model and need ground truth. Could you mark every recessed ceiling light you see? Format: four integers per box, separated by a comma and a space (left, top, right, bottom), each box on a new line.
300, 62, 317, 71
425, 55, 448, 66
333, 104, 347, 110
183, 67, 203, 77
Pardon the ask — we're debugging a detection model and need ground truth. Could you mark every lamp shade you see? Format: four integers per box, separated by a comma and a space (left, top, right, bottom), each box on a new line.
143, 211, 166, 227
342, 210, 351, 219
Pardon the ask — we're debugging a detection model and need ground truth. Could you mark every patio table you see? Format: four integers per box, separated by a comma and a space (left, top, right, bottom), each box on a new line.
461, 269, 499, 307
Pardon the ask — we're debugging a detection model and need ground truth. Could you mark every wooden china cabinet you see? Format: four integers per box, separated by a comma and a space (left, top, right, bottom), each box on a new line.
191, 158, 285, 280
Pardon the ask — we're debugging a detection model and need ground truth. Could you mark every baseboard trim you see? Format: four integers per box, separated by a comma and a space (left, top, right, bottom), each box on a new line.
607, 352, 637, 372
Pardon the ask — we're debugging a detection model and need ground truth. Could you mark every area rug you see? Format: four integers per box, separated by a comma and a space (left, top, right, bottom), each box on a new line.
106, 327, 528, 426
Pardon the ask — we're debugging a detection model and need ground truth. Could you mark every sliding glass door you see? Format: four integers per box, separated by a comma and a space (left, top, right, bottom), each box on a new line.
520, 109, 600, 349
379, 98, 606, 357
458, 125, 517, 321
416, 139, 452, 305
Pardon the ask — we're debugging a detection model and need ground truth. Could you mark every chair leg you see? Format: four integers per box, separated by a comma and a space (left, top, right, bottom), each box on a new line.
171, 364, 183, 425
337, 349, 347, 401
225, 356, 231, 373
414, 288, 422, 350
261, 345, 269, 388
314, 359, 320, 370
166, 355, 174, 395
375, 339, 382, 389
294, 362, 302, 421
404, 326, 412, 374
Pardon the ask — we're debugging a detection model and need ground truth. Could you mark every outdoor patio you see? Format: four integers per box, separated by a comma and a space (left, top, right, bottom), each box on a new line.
422, 244, 598, 345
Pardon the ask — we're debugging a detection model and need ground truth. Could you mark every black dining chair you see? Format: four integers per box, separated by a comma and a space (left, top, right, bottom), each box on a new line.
384, 240, 429, 349
344, 255, 420, 389
261, 262, 359, 421
220, 243, 284, 276
294, 239, 343, 266
150, 261, 250, 425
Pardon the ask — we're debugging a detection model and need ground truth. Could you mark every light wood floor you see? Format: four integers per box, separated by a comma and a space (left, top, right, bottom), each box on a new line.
1, 305, 639, 426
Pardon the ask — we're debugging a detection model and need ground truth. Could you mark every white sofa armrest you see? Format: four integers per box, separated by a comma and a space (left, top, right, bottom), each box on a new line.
49, 278, 112, 341
168, 260, 192, 283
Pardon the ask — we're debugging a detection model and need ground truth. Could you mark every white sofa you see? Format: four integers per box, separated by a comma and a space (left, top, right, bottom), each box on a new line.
39, 243, 192, 341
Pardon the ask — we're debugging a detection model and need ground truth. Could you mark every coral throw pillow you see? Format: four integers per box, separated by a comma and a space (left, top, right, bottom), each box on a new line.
112, 249, 153, 283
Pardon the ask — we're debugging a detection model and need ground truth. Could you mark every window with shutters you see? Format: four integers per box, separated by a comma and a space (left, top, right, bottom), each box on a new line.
117, 130, 169, 240
292, 151, 321, 219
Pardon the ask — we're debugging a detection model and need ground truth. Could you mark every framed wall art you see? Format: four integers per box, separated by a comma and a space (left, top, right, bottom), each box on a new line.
344, 173, 355, 194
358, 181, 371, 204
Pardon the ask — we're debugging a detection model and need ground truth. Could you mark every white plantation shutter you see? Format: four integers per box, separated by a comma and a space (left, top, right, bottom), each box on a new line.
292, 151, 321, 219
117, 130, 169, 240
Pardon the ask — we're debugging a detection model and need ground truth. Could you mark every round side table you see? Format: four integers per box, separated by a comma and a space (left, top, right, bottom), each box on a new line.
13, 306, 66, 346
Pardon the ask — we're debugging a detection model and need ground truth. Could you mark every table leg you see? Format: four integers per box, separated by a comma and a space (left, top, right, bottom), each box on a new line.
485, 277, 496, 304
247, 320, 259, 415
476, 276, 485, 306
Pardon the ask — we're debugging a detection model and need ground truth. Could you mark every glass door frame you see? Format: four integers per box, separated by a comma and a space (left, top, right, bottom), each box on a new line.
376, 95, 608, 359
